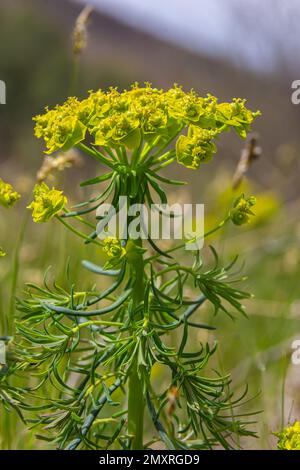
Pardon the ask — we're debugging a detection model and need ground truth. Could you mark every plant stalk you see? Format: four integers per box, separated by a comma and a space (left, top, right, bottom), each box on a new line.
127, 238, 145, 450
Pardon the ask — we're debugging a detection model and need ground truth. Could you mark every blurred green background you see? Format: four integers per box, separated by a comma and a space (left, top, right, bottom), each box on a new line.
0, 0, 300, 450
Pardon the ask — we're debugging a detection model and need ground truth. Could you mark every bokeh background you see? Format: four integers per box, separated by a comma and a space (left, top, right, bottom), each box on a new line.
1, 0, 300, 449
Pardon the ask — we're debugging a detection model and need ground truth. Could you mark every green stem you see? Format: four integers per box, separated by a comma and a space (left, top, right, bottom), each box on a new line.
77, 143, 114, 169
127, 239, 145, 450
139, 136, 161, 164
145, 216, 230, 263
57, 216, 102, 247
8, 210, 30, 334
151, 156, 176, 171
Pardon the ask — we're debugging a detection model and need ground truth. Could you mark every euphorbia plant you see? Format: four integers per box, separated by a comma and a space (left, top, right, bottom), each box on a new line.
6, 84, 260, 450
0, 178, 20, 257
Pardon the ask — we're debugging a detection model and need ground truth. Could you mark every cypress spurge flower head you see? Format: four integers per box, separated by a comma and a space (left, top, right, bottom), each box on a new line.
230, 194, 257, 226
34, 98, 87, 155
33, 83, 260, 170
0, 247, 6, 257
94, 112, 141, 149
276, 422, 300, 450
176, 126, 219, 169
102, 237, 126, 268
27, 182, 67, 223
0, 178, 20, 208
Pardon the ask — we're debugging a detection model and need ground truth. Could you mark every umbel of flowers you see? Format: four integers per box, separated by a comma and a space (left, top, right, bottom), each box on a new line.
27, 182, 67, 223
34, 83, 259, 168
30, 83, 259, 227
276, 422, 300, 450
0, 178, 20, 209
8, 84, 260, 451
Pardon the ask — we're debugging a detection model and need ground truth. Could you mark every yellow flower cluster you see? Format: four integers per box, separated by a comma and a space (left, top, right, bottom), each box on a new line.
103, 237, 126, 263
276, 422, 300, 450
27, 182, 67, 223
0, 178, 20, 208
34, 83, 260, 169
0, 247, 6, 257
229, 194, 256, 226
34, 98, 87, 155
176, 126, 218, 169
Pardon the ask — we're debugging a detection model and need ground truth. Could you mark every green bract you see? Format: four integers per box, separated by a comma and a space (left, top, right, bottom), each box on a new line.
230, 194, 256, 225
0, 178, 20, 208
103, 237, 126, 267
176, 127, 218, 169
33, 83, 260, 169
27, 182, 67, 223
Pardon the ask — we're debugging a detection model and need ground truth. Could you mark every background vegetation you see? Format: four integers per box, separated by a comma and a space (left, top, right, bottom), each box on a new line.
0, 0, 300, 449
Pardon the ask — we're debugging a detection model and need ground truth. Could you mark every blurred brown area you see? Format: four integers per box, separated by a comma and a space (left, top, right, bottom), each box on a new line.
0, 0, 299, 198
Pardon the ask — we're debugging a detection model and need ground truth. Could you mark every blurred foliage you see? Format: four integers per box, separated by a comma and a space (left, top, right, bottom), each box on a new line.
0, 3, 71, 159
0, 0, 300, 451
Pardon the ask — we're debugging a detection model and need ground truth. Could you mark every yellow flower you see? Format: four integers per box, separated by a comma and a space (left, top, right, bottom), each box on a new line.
27, 182, 67, 223
0, 178, 20, 208
103, 237, 126, 264
34, 98, 87, 155
229, 194, 256, 226
276, 422, 300, 450
94, 113, 141, 149
176, 126, 219, 169
0, 247, 6, 257
33, 84, 260, 159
